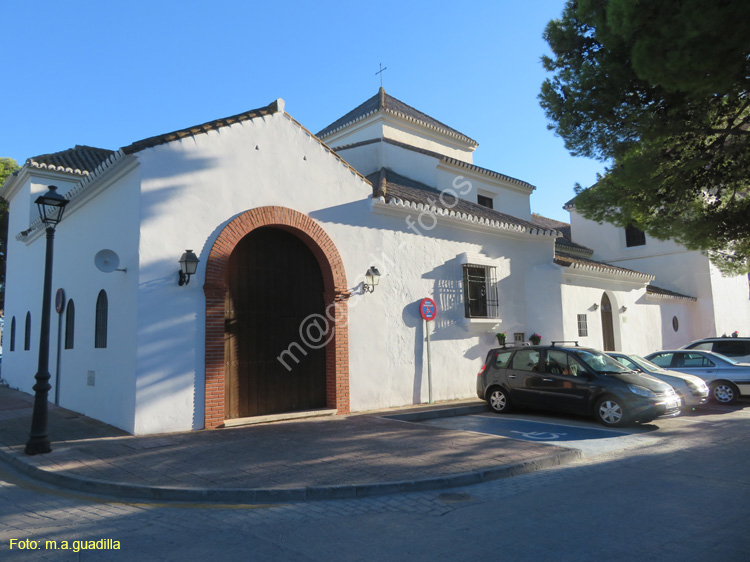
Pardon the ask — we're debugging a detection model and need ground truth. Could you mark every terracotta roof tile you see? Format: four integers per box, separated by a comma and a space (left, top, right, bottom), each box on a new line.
367, 168, 556, 235
554, 251, 654, 280
334, 137, 533, 190
318, 88, 477, 146
122, 100, 282, 154
531, 214, 593, 256
27, 145, 115, 175
646, 284, 697, 301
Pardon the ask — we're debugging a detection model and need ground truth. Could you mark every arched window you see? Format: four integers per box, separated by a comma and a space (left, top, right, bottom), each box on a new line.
95, 290, 108, 349
9, 316, 15, 352
65, 299, 75, 350
24, 312, 31, 351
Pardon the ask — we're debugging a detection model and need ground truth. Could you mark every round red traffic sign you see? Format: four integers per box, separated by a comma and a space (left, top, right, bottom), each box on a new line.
55, 288, 66, 313
419, 298, 437, 321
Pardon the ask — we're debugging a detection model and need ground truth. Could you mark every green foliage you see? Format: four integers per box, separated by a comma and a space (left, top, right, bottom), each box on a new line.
540, 0, 750, 273
0, 157, 20, 309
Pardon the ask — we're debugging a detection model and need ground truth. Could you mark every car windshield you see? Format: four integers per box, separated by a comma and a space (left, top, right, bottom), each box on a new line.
572, 349, 631, 374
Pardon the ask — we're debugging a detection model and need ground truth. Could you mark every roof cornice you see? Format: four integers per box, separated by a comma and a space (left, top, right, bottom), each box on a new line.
371, 196, 559, 240
438, 157, 535, 193
334, 137, 534, 192
1, 166, 84, 201
554, 253, 654, 282
122, 99, 285, 155
318, 89, 478, 148
646, 285, 698, 302
17, 150, 138, 244
281, 113, 370, 184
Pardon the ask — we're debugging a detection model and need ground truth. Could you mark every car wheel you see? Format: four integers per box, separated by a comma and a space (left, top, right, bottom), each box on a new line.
487, 387, 511, 413
710, 382, 738, 405
595, 396, 628, 427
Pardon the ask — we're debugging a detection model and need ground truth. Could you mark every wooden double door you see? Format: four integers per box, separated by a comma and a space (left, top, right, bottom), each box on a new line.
224, 227, 327, 419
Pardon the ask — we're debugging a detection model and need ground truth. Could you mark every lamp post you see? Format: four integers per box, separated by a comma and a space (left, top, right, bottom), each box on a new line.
25, 186, 69, 455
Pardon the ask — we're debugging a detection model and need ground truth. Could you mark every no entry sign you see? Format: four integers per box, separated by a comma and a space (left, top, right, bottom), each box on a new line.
419, 298, 437, 322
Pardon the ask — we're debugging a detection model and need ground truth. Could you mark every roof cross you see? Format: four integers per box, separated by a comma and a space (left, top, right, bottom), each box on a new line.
375, 63, 388, 88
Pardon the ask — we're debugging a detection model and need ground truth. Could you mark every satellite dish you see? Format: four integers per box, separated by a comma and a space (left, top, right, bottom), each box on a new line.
94, 249, 126, 273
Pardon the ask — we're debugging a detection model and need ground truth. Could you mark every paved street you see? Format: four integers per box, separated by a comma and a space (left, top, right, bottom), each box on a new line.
1, 402, 749, 561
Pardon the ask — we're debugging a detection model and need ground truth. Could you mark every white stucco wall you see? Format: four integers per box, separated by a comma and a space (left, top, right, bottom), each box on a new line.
709, 265, 750, 338
3, 165, 141, 433
352, 212, 555, 410
436, 166, 532, 221
381, 120, 474, 163
568, 208, 750, 342
127, 109, 559, 431
131, 111, 377, 433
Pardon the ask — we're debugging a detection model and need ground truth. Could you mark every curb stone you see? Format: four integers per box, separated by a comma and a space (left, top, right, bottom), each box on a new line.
0, 444, 581, 504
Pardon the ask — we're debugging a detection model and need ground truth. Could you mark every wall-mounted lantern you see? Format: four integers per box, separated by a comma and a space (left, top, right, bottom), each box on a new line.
592, 303, 599, 311
363, 266, 381, 293
178, 250, 200, 286
620, 306, 628, 313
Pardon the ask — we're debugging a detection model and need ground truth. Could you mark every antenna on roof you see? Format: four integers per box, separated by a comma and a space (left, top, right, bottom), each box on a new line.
375, 63, 388, 88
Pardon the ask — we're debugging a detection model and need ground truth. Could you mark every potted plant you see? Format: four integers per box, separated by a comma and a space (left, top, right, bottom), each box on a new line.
495, 332, 507, 346
529, 333, 542, 345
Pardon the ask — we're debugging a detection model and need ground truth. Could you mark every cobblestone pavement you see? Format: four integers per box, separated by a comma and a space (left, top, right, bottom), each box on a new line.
1, 403, 748, 561
0, 388, 577, 501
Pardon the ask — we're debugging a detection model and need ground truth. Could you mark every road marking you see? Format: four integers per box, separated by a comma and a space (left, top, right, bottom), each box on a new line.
480, 415, 631, 435
510, 431, 568, 440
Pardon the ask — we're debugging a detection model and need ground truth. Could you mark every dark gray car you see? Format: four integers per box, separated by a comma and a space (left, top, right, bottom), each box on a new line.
477, 343, 680, 427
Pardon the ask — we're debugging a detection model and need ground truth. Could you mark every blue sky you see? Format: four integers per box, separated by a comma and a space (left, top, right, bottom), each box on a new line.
0, 0, 604, 222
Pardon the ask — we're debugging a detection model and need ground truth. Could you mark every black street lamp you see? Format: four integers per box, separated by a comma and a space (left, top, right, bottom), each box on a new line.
25, 185, 69, 455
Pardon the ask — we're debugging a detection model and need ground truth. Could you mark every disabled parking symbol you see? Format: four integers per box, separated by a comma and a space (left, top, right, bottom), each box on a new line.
510, 431, 567, 440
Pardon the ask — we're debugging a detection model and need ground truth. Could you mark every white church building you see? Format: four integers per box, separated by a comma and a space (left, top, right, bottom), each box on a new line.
3, 88, 749, 434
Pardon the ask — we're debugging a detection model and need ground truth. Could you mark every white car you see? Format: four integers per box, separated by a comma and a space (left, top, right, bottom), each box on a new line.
645, 350, 750, 405
681, 337, 750, 363
608, 352, 709, 411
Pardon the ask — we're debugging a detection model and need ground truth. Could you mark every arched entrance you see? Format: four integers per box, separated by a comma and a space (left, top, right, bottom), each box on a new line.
601, 293, 615, 351
203, 206, 350, 429
225, 227, 327, 418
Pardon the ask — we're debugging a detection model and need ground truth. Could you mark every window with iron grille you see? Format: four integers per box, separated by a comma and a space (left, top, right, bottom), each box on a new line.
477, 194, 494, 209
95, 290, 108, 349
625, 224, 646, 247
577, 314, 588, 337
65, 300, 75, 350
462, 264, 498, 318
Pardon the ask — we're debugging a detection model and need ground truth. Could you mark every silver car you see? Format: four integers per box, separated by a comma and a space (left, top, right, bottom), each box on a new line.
608, 352, 709, 411
644, 350, 750, 405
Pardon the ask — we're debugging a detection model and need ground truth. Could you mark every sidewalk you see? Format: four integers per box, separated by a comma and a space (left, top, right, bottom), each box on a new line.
0, 386, 580, 503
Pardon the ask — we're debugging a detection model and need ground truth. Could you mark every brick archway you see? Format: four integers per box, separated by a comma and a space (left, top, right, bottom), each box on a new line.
203, 206, 349, 429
